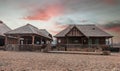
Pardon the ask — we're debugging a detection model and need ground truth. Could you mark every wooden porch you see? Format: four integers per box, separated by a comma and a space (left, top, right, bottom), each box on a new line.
5, 34, 51, 51
57, 44, 110, 51
56, 33, 113, 51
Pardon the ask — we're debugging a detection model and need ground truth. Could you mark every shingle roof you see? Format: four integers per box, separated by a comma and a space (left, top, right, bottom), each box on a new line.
0, 21, 11, 36
55, 25, 74, 37
5, 24, 52, 39
39, 29, 52, 39
55, 25, 113, 38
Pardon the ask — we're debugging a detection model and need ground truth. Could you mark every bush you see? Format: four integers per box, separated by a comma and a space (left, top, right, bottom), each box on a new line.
102, 51, 111, 55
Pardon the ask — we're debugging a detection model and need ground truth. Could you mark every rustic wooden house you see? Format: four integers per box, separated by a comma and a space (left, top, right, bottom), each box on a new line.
0, 21, 11, 48
5, 24, 52, 51
55, 25, 113, 51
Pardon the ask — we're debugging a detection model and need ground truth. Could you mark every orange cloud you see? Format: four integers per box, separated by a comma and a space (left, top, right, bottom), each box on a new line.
24, 4, 63, 21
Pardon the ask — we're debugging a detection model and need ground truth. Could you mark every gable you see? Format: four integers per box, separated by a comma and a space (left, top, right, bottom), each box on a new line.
66, 26, 84, 36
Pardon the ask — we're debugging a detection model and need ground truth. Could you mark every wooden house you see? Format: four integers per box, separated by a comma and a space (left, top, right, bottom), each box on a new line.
5, 24, 52, 51
0, 21, 11, 49
55, 25, 113, 51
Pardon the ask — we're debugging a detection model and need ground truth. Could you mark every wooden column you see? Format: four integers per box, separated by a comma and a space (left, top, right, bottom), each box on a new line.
32, 35, 35, 45
111, 37, 113, 48
17, 35, 20, 45
107, 38, 109, 45
5, 36, 8, 45
81, 37, 83, 48
66, 37, 68, 51
41, 37, 42, 45
88, 37, 90, 48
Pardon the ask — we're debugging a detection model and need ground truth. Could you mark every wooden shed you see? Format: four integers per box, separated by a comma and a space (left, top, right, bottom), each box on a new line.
55, 25, 113, 51
5, 24, 52, 51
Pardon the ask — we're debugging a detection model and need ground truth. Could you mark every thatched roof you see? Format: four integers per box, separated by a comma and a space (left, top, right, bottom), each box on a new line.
5, 24, 52, 40
55, 25, 113, 38
0, 21, 11, 36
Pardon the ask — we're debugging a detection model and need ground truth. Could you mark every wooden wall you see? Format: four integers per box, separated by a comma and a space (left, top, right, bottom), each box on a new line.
66, 27, 84, 37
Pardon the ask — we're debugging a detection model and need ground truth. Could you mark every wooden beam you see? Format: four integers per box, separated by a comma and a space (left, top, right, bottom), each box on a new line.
17, 35, 20, 45
32, 35, 35, 45
88, 37, 90, 48
66, 37, 68, 51
111, 37, 113, 48
5, 36, 7, 45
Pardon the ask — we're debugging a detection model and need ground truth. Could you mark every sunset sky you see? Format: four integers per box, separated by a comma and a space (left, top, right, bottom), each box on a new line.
0, 0, 120, 43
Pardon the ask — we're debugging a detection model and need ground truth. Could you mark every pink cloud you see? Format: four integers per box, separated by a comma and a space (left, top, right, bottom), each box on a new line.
104, 26, 120, 43
105, 26, 120, 34
23, 4, 63, 21
49, 23, 68, 35
103, 0, 117, 5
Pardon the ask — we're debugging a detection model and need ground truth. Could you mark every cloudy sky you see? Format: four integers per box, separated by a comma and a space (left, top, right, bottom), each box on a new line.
0, 0, 120, 43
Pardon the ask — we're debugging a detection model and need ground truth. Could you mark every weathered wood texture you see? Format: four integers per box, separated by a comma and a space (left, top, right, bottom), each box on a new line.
66, 27, 84, 36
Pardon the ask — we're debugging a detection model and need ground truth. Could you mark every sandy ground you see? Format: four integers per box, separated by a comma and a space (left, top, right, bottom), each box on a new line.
0, 51, 120, 71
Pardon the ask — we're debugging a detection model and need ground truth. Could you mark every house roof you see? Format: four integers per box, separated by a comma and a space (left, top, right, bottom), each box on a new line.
5, 24, 52, 40
55, 25, 113, 38
39, 29, 52, 40
55, 25, 74, 37
0, 21, 11, 36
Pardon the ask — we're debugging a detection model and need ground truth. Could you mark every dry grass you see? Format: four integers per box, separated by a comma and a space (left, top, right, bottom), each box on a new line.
0, 51, 120, 71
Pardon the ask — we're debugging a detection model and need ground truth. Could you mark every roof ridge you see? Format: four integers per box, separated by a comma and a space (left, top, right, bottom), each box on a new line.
28, 25, 34, 33
0, 20, 3, 23
26, 24, 40, 34
2, 23, 11, 30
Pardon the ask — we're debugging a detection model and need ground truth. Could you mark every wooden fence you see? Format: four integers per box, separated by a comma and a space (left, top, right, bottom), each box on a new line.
57, 44, 110, 51
5, 44, 48, 51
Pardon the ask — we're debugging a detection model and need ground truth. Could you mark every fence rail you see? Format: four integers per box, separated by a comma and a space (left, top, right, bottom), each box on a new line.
57, 44, 110, 48
5, 44, 47, 51
56, 44, 111, 51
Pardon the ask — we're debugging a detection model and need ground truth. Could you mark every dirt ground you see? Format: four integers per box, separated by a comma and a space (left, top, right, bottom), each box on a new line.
0, 51, 120, 71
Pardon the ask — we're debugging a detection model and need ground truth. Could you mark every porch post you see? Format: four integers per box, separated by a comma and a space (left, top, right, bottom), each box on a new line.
17, 35, 20, 44
66, 37, 68, 51
41, 37, 42, 45
111, 37, 113, 48
32, 35, 35, 45
5, 36, 8, 45
81, 38, 83, 45
107, 38, 109, 45
88, 37, 90, 48
108, 38, 110, 47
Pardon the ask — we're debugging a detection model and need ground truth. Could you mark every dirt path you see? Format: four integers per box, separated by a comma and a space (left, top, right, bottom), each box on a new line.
0, 51, 120, 71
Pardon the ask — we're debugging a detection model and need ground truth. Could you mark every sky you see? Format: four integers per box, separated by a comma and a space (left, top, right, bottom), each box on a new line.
0, 0, 120, 43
